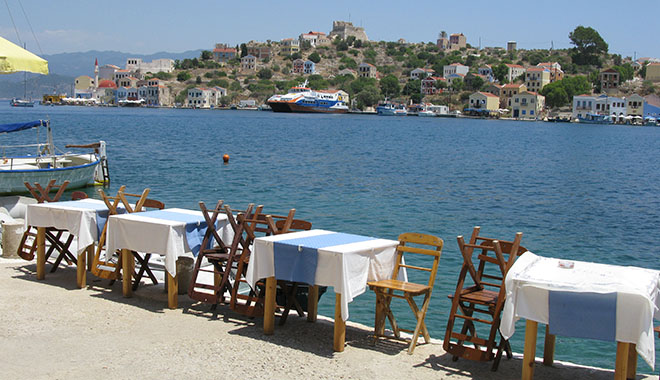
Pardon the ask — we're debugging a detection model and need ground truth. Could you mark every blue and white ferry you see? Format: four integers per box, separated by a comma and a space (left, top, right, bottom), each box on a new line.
267, 80, 348, 113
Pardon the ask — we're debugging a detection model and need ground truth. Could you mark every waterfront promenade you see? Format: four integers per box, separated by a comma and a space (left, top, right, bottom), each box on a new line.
1, 258, 655, 380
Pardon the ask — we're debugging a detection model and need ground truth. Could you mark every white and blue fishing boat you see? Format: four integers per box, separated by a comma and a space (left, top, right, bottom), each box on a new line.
577, 113, 613, 125
266, 80, 348, 113
377, 103, 407, 116
0, 120, 108, 194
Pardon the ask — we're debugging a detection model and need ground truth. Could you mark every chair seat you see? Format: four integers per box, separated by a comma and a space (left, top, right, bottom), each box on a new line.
368, 279, 430, 296
448, 288, 499, 306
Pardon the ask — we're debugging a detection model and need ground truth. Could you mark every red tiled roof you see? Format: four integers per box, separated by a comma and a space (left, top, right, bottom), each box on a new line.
506, 64, 524, 68
526, 67, 548, 72
477, 91, 499, 98
503, 83, 525, 88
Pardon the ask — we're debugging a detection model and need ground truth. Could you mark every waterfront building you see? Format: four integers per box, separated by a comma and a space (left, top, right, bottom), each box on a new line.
572, 94, 596, 119
590, 94, 626, 121
505, 64, 526, 83
501, 83, 527, 107
186, 87, 217, 108
303, 60, 316, 74
280, 38, 300, 55
99, 64, 119, 80
421, 76, 446, 95
329, 21, 369, 41
143, 82, 173, 107
358, 62, 378, 78
292, 58, 305, 74
126, 58, 174, 74
241, 55, 257, 71
626, 94, 644, 116
117, 76, 139, 89
74, 75, 95, 96
644, 94, 660, 118
468, 91, 499, 112
511, 91, 545, 119
410, 68, 435, 80
213, 43, 237, 63
484, 83, 502, 97
645, 62, 660, 81
525, 67, 551, 92
93, 79, 117, 104
536, 62, 564, 83
600, 68, 620, 93
115, 86, 129, 103
443, 63, 469, 78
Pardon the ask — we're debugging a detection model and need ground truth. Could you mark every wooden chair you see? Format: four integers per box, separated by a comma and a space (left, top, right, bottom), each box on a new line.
229, 207, 296, 317
17, 180, 76, 272
367, 232, 444, 354
188, 200, 237, 305
443, 226, 525, 371
91, 186, 149, 280
275, 218, 313, 325
70, 191, 88, 200
130, 198, 165, 290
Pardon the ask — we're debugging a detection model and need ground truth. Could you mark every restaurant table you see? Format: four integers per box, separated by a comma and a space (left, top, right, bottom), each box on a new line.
246, 229, 402, 352
500, 251, 660, 380
25, 199, 116, 288
105, 207, 230, 309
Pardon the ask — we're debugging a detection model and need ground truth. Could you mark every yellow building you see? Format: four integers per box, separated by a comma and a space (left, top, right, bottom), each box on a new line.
468, 91, 499, 111
525, 68, 551, 92
646, 62, 660, 81
74, 75, 94, 91
512, 91, 545, 119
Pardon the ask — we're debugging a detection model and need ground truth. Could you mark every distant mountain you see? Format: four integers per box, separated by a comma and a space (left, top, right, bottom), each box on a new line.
0, 49, 203, 98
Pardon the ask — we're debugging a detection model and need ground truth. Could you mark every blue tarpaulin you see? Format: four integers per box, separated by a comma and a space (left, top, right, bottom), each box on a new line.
0, 120, 44, 134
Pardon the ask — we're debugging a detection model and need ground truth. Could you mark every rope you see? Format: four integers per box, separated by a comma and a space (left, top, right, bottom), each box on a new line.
18, 0, 43, 55
4, 0, 23, 46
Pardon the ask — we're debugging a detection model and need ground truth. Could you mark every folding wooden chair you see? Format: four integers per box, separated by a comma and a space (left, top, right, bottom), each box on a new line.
229, 207, 296, 317
188, 200, 240, 305
367, 232, 444, 354
91, 186, 149, 280
443, 226, 525, 371
17, 180, 77, 273
131, 198, 165, 291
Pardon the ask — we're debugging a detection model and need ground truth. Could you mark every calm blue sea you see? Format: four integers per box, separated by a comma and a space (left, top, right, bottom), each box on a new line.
2, 103, 660, 372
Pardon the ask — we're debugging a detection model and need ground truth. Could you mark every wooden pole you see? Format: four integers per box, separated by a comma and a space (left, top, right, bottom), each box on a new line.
307, 285, 318, 322
167, 272, 178, 309
263, 276, 276, 335
627, 343, 637, 380
36, 227, 45, 280
522, 320, 538, 380
334, 293, 346, 352
76, 248, 87, 288
614, 342, 629, 380
543, 326, 555, 366
121, 249, 133, 297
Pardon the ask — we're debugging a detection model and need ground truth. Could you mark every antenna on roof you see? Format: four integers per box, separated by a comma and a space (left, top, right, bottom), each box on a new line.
550, 40, 554, 51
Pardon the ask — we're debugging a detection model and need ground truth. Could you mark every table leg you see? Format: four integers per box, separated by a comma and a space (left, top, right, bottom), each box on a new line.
627, 343, 637, 380
522, 320, 538, 380
76, 249, 87, 288
121, 249, 133, 297
307, 285, 318, 322
334, 293, 346, 352
614, 342, 629, 380
264, 276, 276, 335
167, 272, 178, 309
87, 245, 94, 271
36, 227, 45, 280
543, 326, 555, 366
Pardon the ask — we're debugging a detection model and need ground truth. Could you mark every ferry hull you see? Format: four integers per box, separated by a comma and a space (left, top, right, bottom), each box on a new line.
267, 101, 348, 114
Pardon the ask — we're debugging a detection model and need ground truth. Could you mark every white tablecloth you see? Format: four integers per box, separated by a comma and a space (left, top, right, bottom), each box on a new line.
25, 199, 108, 257
501, 251, 660, 368
246, 229, 401, 321
106, 208, 230, 276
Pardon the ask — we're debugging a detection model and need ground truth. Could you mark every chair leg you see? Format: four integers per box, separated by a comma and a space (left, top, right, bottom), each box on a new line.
373, 290, 388, 342
406, 292, 431, 354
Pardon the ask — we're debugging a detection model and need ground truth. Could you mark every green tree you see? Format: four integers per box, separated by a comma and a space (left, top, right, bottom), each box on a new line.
410, 92, 423, 104
465, 75, 485, 91
380, 74, 400, 98
492, 63, 509, 83
541, 83, 569, 108
196, 76, 202, 84
350, 77, 378, 94
230, 81, 242, 91
355, 86, 380, 109
336, 40, 349, 51
308, 52, 321, 63
569, 26, 608, 66
177, 71, 191, 82
402, 79, 422, 96
240, 43, 248, 58
201, 50, 213, 61
450, 78, 463, 92
613, 63, 634, 82
257, 68, 273, 80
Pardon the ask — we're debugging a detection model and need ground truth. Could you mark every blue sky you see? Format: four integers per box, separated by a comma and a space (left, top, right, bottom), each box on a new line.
2, 0, 658, 58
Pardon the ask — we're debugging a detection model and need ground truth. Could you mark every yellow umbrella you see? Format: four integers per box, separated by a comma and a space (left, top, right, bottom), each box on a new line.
0, 36, 49, 74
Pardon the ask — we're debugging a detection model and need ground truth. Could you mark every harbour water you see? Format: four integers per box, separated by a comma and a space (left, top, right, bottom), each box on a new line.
2, 103, 659, 372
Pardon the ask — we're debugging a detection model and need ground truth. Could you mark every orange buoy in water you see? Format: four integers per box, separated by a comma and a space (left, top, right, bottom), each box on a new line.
222, 154, 230, 163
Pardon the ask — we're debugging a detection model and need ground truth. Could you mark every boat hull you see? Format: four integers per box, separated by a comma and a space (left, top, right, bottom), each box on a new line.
0, 160, 100, 195
267, 101, 348, 114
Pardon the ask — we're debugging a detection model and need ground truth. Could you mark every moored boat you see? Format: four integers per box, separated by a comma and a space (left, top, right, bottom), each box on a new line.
0, 120, 108, 194
10, 98, 34, 107
377, 103, 407, 116
577, 113, 613, 124
266, 80, 348, 113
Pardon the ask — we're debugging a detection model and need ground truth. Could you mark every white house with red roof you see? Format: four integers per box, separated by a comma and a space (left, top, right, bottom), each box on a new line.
505, 64, 526, 82
443, 63, 469, 78
410, 68, 435, 80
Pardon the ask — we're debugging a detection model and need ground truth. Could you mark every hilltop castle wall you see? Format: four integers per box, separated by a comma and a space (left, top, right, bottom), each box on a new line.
329, 21, 368, 41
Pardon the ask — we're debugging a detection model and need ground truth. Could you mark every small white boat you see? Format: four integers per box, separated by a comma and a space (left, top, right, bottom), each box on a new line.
10, 98, 34, 107
418, 110, 436, 117
0, 120, 108, 194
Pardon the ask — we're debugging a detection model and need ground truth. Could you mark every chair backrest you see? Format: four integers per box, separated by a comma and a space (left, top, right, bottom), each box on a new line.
275, 218, 312, 232
456, 226, 525, 296
117, 188, 150, 213
143, 198, 165, 210
391, 232, 444, 290
198, 200, 228, 253
71, 191, 89, 200
24, 180, 70, 203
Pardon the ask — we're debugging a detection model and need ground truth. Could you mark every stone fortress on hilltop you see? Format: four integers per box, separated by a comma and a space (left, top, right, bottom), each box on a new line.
329, 21, 368, 41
